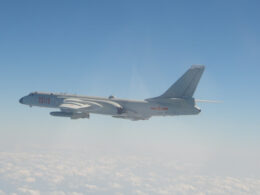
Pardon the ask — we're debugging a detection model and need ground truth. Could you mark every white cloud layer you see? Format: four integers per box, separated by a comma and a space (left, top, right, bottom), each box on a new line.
0, 151, 259, 195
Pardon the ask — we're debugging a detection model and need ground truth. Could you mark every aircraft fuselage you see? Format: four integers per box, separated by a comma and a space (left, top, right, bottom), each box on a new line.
19, 92, 200, 120
19, 65, 205, 121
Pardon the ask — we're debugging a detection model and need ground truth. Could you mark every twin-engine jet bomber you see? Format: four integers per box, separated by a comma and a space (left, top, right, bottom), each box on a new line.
20, 65, 206, 121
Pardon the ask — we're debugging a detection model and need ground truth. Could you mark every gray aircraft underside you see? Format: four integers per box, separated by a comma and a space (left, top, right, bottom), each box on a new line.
19, 65, 205, 121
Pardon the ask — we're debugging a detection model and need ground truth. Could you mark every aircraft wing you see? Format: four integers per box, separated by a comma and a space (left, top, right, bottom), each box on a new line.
59, 99, 103, 113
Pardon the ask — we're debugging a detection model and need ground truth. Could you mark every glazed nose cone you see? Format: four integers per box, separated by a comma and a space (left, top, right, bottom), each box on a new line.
19, 98, 24, 104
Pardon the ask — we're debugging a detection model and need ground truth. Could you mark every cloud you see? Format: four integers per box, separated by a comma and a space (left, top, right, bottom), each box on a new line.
18, 187, 40, 195
0, 190, 6, 195
0, 151, 259, 194
25, 177, 35, 183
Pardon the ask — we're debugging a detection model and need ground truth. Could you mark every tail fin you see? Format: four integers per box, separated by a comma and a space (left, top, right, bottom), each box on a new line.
150, 65, 205, 99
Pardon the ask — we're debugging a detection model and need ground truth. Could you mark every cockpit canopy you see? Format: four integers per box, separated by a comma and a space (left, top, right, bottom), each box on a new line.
28, 92, 54, 96
29, 92, 37, 96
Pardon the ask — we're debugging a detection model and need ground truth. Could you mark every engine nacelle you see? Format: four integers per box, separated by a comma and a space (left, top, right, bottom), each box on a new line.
117, 107, 125, 114
50, 112, 89, 119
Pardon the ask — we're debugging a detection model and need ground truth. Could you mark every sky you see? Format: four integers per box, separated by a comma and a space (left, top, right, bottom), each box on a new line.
0, 0, 260, 194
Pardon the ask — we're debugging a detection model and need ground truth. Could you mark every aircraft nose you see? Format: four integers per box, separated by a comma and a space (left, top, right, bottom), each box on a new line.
19, 98, 24, 104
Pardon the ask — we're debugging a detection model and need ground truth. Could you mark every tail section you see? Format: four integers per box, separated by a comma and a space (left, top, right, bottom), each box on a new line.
148, 65, 205, 100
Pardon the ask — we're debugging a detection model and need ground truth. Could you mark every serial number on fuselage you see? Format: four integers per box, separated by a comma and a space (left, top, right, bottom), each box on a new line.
38, 97, 50, 104
150, 107, 168, 111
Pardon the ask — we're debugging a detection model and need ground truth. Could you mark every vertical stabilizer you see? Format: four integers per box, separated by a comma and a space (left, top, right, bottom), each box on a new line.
150, 65, 205, 99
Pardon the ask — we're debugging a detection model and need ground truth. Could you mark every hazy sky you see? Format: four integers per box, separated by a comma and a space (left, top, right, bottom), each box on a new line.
0, 1, 260, 194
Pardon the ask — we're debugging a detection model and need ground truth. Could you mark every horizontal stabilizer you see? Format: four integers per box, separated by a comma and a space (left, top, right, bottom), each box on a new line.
195, 99, 222, 103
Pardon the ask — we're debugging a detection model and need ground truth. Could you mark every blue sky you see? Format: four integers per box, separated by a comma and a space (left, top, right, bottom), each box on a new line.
0, 1, 260, 193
